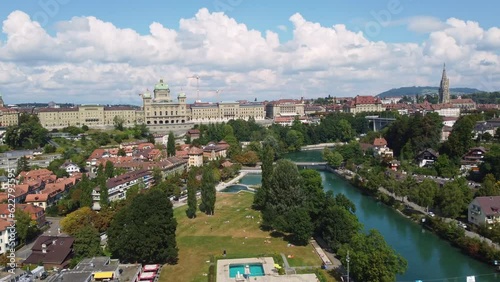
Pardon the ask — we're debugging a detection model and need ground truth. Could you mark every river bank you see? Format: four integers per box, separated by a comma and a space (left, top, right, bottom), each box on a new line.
330, 165, 500, 269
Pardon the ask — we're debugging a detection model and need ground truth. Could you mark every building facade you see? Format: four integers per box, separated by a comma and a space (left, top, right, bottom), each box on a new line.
265, 99, 305, 118
142, 79, 191, 134
343, 95, 384, 114
468, 196, 500, 226
37, 105, 141, 130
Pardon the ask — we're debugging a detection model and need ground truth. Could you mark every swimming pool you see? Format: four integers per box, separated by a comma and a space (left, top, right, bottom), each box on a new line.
229, 263, 265, 278
221, 184, 249, 193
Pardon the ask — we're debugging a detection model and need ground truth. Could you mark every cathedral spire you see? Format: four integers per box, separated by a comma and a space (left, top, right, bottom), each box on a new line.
438, 63, 450, 104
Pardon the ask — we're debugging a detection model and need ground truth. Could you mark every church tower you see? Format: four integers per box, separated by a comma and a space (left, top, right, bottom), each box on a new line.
438, 64, 450, 104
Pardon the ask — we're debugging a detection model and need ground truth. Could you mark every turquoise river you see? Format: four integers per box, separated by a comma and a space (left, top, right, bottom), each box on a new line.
237, 150, 499, 282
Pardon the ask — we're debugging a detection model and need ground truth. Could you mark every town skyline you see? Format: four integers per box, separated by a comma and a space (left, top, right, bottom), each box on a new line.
0, 1, 499, 104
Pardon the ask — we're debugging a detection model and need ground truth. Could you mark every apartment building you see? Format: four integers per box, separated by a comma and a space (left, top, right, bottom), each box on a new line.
92, 169, 153, 210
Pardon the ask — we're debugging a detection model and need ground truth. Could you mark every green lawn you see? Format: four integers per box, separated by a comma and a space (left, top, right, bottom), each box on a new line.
159, 192, 324, 282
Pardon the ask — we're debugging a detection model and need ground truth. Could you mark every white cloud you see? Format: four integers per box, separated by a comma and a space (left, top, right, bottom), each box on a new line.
0, 9, 499, 105
277, 25, 287, 32
405, 16, 448, 33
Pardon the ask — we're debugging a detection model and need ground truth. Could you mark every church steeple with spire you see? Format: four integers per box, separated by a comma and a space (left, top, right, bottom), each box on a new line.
438, 63, 450, 104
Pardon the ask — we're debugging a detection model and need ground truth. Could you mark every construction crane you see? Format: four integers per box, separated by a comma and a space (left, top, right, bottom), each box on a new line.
187, 75, 200, 101
214, 89, 223, 102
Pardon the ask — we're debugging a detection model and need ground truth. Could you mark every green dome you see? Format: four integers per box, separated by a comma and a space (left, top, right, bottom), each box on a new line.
178, 93, 186, 98
143, 90, 151, 98
154, 79, 169, 90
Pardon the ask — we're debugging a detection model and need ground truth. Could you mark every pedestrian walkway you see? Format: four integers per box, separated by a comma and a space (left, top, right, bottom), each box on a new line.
310, 239, 332, 267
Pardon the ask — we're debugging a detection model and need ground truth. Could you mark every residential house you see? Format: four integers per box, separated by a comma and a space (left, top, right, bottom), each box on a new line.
450, 98, 476, 111
372, 138, 393, 158
60, 162, 80, 175
25, 194, 50, 210
23, 235, 74, 269
0, 218, 14, 255
461, 147, 487, 173
188, 147, 204, 167
203, 141, 230, 161
18, 169, 54, 182
91, 169, 153, 211
468, 196, 500, 226
415, 149, 439, 167
187, 129, 200, 140
0, 204, 46, 227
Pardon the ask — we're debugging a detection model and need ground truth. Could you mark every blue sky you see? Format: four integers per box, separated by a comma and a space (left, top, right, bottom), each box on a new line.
0, 1, 499, 104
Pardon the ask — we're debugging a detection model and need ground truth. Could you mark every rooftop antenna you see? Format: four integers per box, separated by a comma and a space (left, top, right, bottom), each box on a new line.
187, 75, 200, 100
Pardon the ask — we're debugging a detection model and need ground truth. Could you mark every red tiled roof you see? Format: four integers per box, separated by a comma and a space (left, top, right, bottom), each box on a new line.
0, 218, 12, 231
188, 147, 203, 155
373, 138, 387, 147
353, 95, 381, 105
26, 194, 49, 202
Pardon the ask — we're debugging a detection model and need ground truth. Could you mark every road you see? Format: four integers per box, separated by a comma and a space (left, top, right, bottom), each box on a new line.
15, 217, 65, 261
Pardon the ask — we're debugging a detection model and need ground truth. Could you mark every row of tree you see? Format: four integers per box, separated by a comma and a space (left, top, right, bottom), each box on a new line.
253, 145, 407, 281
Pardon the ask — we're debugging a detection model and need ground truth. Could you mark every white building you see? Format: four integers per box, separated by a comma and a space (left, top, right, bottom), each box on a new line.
0, 219, 14, 255
468, 196, 500, 226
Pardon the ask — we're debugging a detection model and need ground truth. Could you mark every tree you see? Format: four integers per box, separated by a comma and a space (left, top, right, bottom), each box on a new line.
411, 179, 438, 211
16, 156, 30, 176
104, 160, 115, 179
152, 168, 163, 185
437, 178, 473, 218
147, 133, 155, 144
99, 182, 109, 209
476, 174, 500, 196
113, 116, 125, 131
285, 130, 304, 151
480, 144, 500, 181
199, 166, 216, 215
338, 230, 407, 282
108, 189, 178, 264
167, 131, 175, 157
262, 160, 307, 238
4, 113, 48, 149
253, 145, 273, 210
320, 205, 362, 251
60, 207, 101, 236
434, 154, 457, 178
442, 115, 480, 161
186, 170, 198, 218
15, 209, 38, 244
322, 147, 343, 168
73, 226, 102, 259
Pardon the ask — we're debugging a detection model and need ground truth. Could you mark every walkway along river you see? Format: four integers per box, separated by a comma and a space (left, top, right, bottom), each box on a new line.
245, 150, 500, 282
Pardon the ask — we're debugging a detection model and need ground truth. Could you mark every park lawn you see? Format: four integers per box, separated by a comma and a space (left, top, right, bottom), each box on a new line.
159, 192, 323, 282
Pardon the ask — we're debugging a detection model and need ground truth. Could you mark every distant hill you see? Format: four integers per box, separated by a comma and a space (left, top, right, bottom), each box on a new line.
377, 86, 481, 98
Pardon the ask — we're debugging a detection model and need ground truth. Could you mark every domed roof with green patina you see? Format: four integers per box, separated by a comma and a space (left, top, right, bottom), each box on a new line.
154, 79, 169, 90
143, 90, 152, 98
178, 92, 186, 98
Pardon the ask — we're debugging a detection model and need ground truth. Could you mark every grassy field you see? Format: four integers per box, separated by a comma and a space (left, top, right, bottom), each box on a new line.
159, 192, 327, 282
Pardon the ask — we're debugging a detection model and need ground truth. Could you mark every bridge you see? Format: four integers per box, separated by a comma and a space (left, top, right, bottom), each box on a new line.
365, 116, 396, 131
294, 162, 328, 169
241, 162, 329, 172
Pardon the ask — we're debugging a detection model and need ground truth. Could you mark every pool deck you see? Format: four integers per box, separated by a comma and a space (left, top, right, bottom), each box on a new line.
216, 257, 319, 282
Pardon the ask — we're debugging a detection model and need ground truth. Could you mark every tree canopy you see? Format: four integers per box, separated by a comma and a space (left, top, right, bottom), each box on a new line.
108, 189, 178, 264
338, 230, 407, 282
4, 113, 48, 149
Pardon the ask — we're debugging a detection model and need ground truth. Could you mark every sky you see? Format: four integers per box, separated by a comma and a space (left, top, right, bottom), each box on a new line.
0, 0, 499, 105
